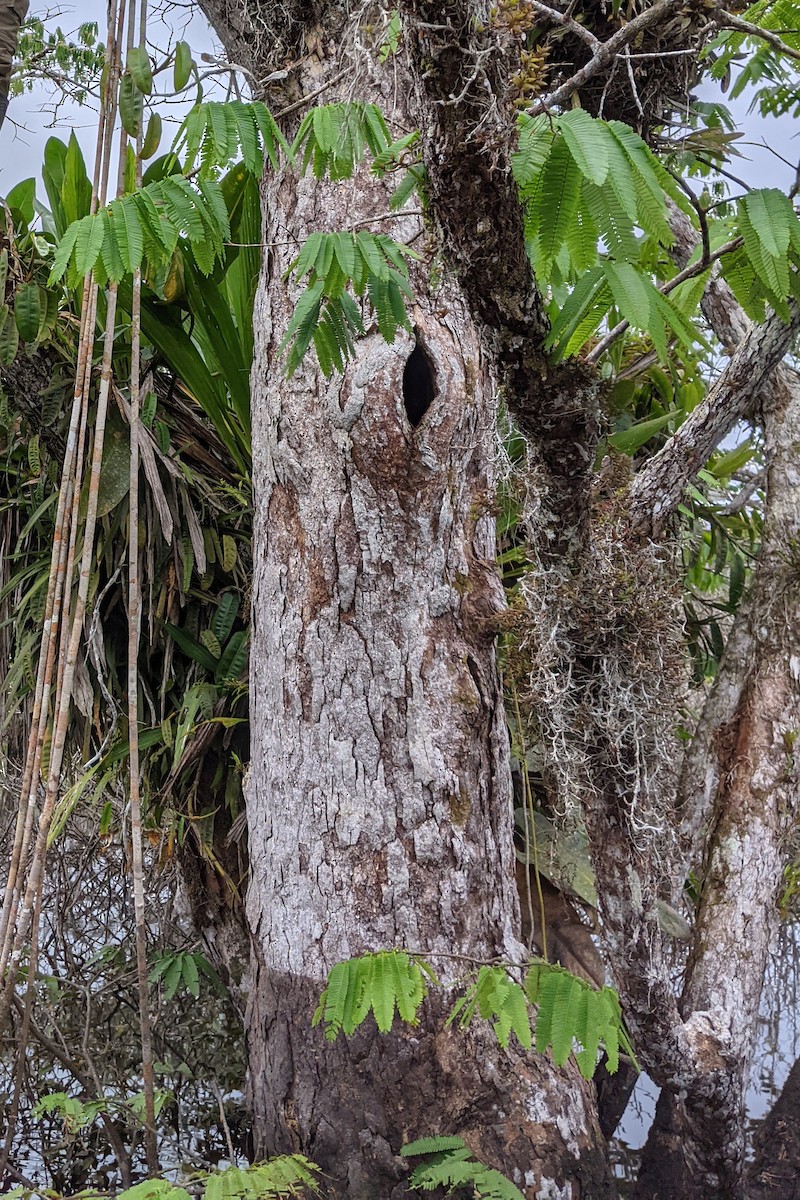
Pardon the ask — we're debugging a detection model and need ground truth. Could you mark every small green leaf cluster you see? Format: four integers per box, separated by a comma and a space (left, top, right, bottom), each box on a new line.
281, 231, 416, 376
707, 0, 800, 117
314, 952, 636, 1081
13, 17, 105, 102
448, 966, 531, 1051
313, 950, 436, 1038
513, 110, 698, 362
401, 1137, 525, 1199
32, 1091, 106, 1133
293, 102, 391, 179
149, 950, 219, 1000
0, 173, 66, 368
164, 590, 248, 684
178, 100, 289, 178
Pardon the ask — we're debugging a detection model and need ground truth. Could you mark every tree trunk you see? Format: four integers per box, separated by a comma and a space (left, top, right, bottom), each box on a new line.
240, 75, 612, 1193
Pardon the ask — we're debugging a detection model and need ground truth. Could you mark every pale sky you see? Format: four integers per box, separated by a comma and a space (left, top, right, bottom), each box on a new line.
1, 0, 220, 192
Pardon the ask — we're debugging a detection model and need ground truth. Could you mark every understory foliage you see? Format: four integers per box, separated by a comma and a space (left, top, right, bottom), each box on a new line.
313, 952, 636, 1081
1, 0, 798, 1193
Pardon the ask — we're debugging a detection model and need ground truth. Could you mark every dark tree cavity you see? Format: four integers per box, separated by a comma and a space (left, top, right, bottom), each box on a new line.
402, 341, 435, 427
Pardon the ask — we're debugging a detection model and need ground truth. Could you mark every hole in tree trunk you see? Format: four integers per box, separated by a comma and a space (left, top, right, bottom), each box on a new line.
403, 341, 435, 427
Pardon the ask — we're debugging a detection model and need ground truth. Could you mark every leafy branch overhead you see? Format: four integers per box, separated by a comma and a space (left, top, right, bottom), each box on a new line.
44, 87, 800, 385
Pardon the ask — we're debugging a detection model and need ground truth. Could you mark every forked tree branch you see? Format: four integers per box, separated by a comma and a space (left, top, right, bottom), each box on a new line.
529, 0, 690, 114
628, 300, 800, 537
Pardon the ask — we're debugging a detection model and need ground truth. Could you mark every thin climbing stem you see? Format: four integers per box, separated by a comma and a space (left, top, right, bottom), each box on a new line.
127, 0, 158, 1173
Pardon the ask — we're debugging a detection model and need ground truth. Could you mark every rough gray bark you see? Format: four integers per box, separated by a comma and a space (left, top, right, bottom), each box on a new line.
631, 333, 800, 1200
196, 17, 613, 1195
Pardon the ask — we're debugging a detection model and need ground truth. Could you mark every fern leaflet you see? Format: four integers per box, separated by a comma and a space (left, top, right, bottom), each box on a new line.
402, 1138, 525, 1199
313, 951, 435, 1040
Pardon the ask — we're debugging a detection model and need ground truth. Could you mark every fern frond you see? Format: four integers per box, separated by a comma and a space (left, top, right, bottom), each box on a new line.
401, 1136, 468, 1157
737, 199, 790, 315
293, 103, 391, 180
512, 113, 554, 191
178, 100, 290, 177
531, 136, 581, 272
313, 951, 430, 1039
582, 179, 639, 263
403, 1138, 525, 1199
545, 267, 609, 358
558, 107, 611, 186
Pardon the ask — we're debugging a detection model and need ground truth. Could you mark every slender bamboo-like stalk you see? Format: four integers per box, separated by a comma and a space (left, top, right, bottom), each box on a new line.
0, 0, 124, 978
0, 0, 128, 1030
127, 0, 159, 1172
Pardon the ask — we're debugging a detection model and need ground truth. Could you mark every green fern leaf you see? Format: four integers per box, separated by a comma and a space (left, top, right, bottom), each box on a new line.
549, 971, 581, 1066
363, 103, 391, 156
391, 952, 426, 1024
582, 179, 639, 263
252, 102, 291, 169
370, 952, 397, 1033
558, 109, 610, 186
512, 113, 554, 191
134, 187, 178, 254
208, 102, 232, 166
602, 261, 652, 329
111, 197, 144, 274
390, 166, 424, 211
313, 959, 350, 1040
74, 212, 106, 277
333, 232, 357, 280
737, 200, 790, 313
401, 1137, 468, 1157
533, 966, 561, 1054
564, 202, 600, 274
720, 245, 766, 322
230, 100, 261, 175
498, 977, 533, 1050
545, 266, 608, 357
292, 232, 324, 281
742, 187, 794, 258
356, 231, 389, 278
376, 233, 414, 274
345, 954, 373, 1033
49, 221, 82, 284
595, 128, 638, 229
532, 137, 581, 272
652, 290, 703, 350
608, 119, 685, 209
198, 177, 232, 242
280, 280, 325, 376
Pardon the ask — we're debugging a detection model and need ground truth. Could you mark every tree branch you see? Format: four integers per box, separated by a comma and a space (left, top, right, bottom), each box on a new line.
529, 0, 689, 114
628, 299, 800, 538
712, 8, 800, 64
